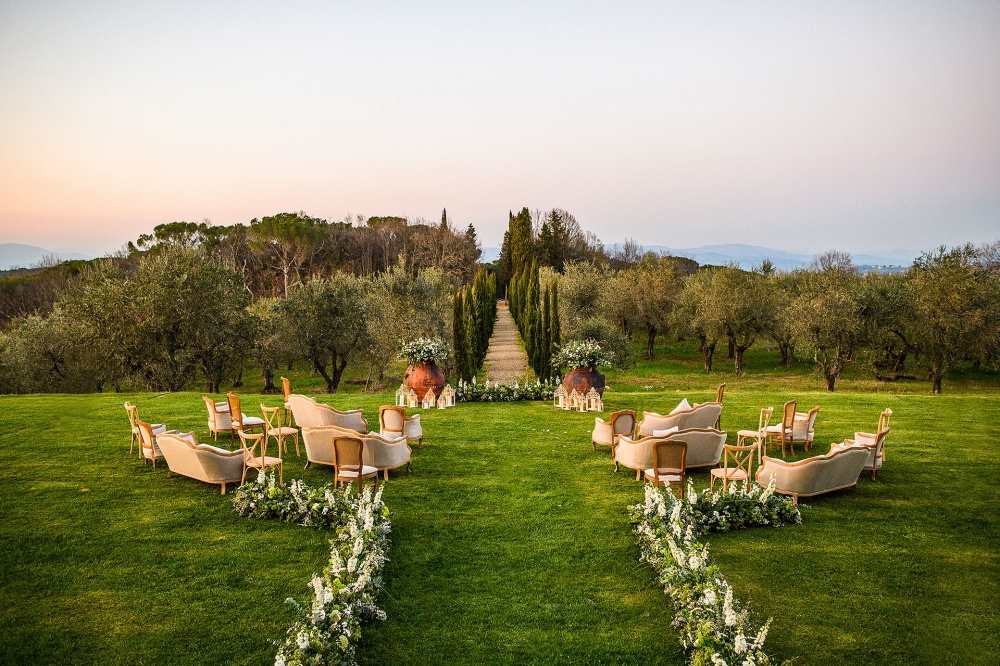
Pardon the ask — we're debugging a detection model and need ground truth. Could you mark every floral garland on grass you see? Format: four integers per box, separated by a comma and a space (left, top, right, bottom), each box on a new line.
233, 472, 391, 666
455, 377, 558, 402
629, 479, 800, 666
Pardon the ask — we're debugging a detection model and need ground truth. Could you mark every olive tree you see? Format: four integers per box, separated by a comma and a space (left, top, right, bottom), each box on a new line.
711, 266, 775, 376
676, 269, 725, 372
280, 274, 374, 393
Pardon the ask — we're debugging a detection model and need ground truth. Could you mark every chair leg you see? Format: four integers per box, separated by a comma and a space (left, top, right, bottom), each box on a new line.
591, 440, 597, 452
635, 469, 641, 481
304, 460, 310, 470
294, 432, 300, 456
220, 482, 226, 495
241, 466, 247, 485
278, 463, 283, 485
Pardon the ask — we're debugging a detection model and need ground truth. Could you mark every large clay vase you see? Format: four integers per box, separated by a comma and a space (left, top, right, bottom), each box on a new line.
405, 361, 447, 399
562, 366, 605, 397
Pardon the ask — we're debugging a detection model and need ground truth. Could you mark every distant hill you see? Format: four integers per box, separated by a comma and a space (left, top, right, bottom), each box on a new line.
606, 243, 923, 271
0, 243, 97, 271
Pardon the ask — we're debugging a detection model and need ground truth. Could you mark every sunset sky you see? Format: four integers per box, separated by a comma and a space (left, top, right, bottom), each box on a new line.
1, 1, 998, 255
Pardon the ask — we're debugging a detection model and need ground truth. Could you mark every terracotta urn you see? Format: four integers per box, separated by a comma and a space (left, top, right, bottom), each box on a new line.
562, 366, 605, 397
405, 361, 446, 398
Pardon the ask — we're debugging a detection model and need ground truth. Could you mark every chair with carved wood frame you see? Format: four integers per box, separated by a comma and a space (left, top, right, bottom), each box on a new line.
737, 406, 773, 463
202, 396, 233, 441
378, 405, 423, 448
710, 442, 758, 492
261, 404, 300, 457
226, 393, 266, 443
136, 419, 176, 468
765, 400, 797, 457
643, 440, 687, 498
239, 430, 282, 485
125, 402, 166, 455
833, 425, 891, 480
591, 410, 637, 452
792, 406, 820, 452
333, 435, 379, 491
714, 383, 726, 429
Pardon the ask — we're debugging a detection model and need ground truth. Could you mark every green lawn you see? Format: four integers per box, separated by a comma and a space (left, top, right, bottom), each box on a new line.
2, 347, 999, 664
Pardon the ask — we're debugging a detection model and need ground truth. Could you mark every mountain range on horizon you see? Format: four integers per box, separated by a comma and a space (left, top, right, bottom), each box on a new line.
0, 243, 99, 271
480, 242, 925, 270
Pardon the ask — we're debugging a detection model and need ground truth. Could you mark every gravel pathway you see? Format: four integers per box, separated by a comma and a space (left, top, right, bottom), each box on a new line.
483, 302, 532, 383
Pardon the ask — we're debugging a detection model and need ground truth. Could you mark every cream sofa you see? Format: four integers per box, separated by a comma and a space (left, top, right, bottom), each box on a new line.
157, 432, 245, 494
755, 446, 870, 504
302, 425, 412, 479
613, 428, 726, 479
287, 394, 368, 432
637, 402, 723, 436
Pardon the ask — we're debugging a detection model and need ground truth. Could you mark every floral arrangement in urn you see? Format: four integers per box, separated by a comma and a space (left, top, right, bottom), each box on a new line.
555, 339, 610, 396
399, 338, 448, 365
553, 339, 611, 370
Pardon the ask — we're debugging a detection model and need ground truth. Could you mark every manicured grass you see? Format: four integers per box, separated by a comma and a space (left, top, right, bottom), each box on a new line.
2, 370, 999, 663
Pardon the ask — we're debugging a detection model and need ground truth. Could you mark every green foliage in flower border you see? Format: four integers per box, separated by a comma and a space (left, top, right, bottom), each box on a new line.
233, 473, 391, 666
455, 377, 558, 402
399, 338, 448, 365
629, 480, 799, 666
684, 478, 802, 534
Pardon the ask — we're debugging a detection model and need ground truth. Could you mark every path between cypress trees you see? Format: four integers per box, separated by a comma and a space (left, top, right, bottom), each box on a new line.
483, 303, 532, 384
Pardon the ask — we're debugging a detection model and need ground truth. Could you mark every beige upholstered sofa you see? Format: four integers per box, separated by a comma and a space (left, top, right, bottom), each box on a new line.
287, 394, 368, 432
637, 402, 723, 436
755, 446, 870, 504
302, 425, 412, 479
614, 428, 726, 478
157, 432, 245, 494
662, 428, 726, 468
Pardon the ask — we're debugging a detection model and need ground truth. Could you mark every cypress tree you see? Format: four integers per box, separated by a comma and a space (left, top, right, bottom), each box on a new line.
541, 285, 551, 381
453, 290, 469, 382
550, 281, 561, 376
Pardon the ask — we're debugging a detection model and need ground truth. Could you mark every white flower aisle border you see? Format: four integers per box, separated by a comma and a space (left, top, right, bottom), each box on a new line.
456, 377, 558, 402
233, 473, 391, 666
629, 479, 801, 666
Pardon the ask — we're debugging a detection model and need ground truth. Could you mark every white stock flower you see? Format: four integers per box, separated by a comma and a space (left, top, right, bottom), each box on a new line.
723, 587, 737, 627
734, 633, 748, 654
295, 631, 310, 650
347, 556, 358, 573
275, 655, 286, 666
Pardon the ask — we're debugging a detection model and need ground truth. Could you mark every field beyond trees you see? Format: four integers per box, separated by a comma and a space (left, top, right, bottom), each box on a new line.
2, 351, 998, 664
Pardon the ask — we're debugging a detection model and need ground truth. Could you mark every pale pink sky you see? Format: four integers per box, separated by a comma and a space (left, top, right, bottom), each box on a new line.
1, 1, 998, 254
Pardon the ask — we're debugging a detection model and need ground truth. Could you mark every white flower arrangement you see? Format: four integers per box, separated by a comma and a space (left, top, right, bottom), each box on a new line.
234, 472, 391, 666
552, 339, 612, 369
455, 376, 559, 402
629, 479, 799, 666
399, 337, 448, 364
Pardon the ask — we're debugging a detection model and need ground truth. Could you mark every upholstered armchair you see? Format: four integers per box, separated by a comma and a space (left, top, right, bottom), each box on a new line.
591, 410, 637, 452
202, 396, 233, 441
379, 405, 423, 448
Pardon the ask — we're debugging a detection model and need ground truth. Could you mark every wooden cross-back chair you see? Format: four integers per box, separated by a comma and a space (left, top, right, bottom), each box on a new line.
643, 440, 687, 498
280, 376, 293, 425
333, 435, 379, 491
239, 430, 282, 485
226, 393, 265, 443
737, 406, 773, 463
261, 404, 300, 457
766, 399, 797, 457
715, 383, 726, 429
710, 442, 757, 492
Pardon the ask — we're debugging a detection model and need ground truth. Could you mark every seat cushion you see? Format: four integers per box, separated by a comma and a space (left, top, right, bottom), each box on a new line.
737, 429, 761, 437
339, 465, 378, 478
241, 415, 266, 426
246, 455, 282, 466
651, 426, 680, 438
765, 425, 790, 433
643, 468, 682, 483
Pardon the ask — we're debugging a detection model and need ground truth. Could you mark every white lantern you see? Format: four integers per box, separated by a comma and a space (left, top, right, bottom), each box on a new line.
422, 389, 436, 409
395, 384, 407, 407
407, 389, 419, 408
586, 387, 602, 412
553, 385, 567, 409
